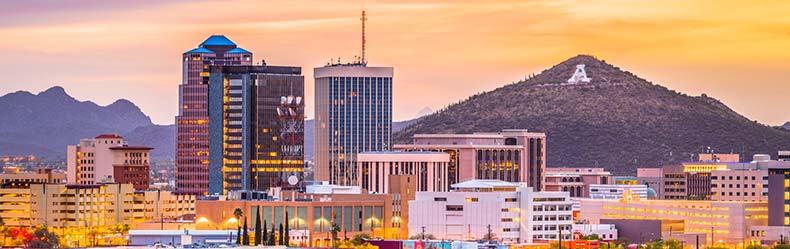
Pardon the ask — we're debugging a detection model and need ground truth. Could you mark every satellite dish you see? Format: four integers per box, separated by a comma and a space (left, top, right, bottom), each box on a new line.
287, 175, 299, 186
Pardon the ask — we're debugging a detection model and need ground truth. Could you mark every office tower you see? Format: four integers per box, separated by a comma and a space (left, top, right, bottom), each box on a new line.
314, 64, 393, 185
176, 35, 253, 194
208, 65, 304, 194
66, 134, 152, 190
768, 168, 790, 226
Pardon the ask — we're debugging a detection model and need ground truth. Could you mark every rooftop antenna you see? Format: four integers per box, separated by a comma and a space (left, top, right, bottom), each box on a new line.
361, 9, 367, 65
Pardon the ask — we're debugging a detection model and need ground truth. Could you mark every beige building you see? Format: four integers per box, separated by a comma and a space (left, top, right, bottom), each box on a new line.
0, 168, 65, 187
0, 183, 195, 230
66, 134, 152, 190
394, 129, 546, 191
578, 193, 767, 245
357, 151, 450, 193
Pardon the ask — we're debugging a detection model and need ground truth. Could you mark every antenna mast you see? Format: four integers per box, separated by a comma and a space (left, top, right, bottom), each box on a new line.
361, 9, 367, 65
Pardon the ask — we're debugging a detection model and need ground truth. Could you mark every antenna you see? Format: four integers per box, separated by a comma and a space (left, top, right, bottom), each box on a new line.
361, 9, 367, 65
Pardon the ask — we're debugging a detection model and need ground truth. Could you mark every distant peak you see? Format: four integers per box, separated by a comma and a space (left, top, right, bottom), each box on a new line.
39, 86, 67, 96
782, 122, 790, 130
107, 99, 140, 111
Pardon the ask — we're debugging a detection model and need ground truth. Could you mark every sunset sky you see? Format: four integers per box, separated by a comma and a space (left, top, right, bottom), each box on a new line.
1, 0, 788, 125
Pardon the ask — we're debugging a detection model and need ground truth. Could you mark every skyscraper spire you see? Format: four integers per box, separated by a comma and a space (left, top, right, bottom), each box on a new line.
360, 9, 367, 65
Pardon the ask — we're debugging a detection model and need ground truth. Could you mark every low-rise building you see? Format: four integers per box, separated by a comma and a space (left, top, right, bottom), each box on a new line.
393, 129, 546, 191
0, 168, 65, 187
571, 224, 618, 241
544, 168, 612, 198
357, 151, 450, 193
409, 179, 573, 244
636, 168, 662, 198
578, 192, 767, 245
588, 184, 648, 200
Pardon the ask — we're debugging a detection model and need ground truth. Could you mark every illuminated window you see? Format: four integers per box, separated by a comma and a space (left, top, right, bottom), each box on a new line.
465, 198, 479, 202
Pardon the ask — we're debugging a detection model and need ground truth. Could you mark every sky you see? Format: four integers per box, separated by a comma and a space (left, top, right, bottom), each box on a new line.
0, 0, 788, 125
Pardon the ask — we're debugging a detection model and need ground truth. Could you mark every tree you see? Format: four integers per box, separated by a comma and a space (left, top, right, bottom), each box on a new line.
409, 234, 436, 240
705, 246, 728, 249
254, 209, 261, 246
773, 245, 790, 249
233, 208, 243, 244
330, 223, 341, 244
268, 228, 276, 246
242, 219, 249, 245
285, 212, 290, 246
262, 220, 268, 246
26, 227, 59, 249
351, 233, 371, 245
664, 239, 682, 249
278, 223, 284, 245
581, 234, 602, 241
746, 245, 766, 249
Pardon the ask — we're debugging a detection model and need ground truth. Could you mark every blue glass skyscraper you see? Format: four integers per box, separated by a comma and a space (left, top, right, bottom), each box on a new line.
314, 64, 393, 185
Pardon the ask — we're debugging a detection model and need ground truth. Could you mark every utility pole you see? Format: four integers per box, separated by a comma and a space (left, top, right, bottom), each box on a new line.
422, 226, 426, 240
696, 235, 699, 249
558, 225, 562, 249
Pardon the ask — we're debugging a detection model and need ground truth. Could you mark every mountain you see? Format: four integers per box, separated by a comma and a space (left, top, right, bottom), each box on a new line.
782, 122, 790, 131
394, 55, 790, 174
304, 117, 424, 161
0, 86, 173, 160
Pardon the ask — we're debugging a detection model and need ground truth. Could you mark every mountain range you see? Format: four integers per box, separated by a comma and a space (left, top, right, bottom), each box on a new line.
394, 55, 790, 174
0, 86, 173, 160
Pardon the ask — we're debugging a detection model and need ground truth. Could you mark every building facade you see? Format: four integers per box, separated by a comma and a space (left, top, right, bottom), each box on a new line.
208, 65, 304, 194
357, 151, 450, 193
636, 168, 663, 198
578, 194, 767, 245
408, 180, 573, 244
588, 184, 648, 200
768, 168, 790, 226
314, 64, 394, 186
544, 168, 611, 198
66, 134, 152, 190
177, 35, 253, 194
0, 168, 65, 188
393, 129, 546, 191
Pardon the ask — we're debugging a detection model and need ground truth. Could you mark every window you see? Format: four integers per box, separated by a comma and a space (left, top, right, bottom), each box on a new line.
434, 197, 447, 202
446, 205, 463, 211
504, 198, 517, 202
465, 198, 478, 202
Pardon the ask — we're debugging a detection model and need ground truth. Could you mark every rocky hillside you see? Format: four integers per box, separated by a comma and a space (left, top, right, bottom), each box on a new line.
394, 55, 790, 174
0, 86, 173, 160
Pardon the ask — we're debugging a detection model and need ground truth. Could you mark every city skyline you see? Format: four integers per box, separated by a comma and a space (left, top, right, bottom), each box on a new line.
1, 0, 789, 125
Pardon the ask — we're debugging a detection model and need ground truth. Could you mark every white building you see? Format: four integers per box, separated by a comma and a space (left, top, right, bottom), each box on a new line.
571, 224, 618, 241
357, 151, 450, 193
589, 184, 648, 200
409, 179, 573, 244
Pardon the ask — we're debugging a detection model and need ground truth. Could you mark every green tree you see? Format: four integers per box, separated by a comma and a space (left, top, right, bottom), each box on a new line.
233, 208, 243, 244
705, 246, 729, 249
254, 209, 261, 246
330, 223, 341, 244
262, 221, 268, 246
773, 245, 790, 249
268, 229, 275, 246
409, 234, 436, 240
278, 223, 284, 245
746, 245, 766, 249
351, 233, 371, 245
26, 227, 59, 249
664, 239, 683, 249
581, 234, 602, 241
242, 219, 249, 245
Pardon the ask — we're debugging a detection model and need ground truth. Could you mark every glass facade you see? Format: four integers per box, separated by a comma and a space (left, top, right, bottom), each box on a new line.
315, 66, 393, 186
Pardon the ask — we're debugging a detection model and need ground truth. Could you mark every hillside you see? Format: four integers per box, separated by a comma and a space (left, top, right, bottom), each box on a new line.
394, 55, 790, 174
0, 86, 173, 160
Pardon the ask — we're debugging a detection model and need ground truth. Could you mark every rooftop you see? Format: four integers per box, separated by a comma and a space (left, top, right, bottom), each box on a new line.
184, 47, 215, 54
225, 47, 252, 54
451, 179, 519, 189
109, 146, 153, 150
95, 134, 122, 139
199, 35, 236, 47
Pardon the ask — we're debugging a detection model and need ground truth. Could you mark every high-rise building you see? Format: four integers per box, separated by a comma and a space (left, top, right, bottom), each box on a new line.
314, 64, 393, 185
208, 65, 304, 194
177, 35, 253, 194
768, 168, 790, 226
66, 134, 152, 190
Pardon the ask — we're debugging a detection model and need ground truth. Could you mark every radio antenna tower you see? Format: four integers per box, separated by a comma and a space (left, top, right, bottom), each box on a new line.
360, 9, 367, 65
